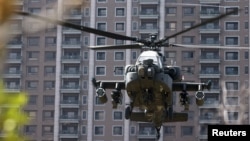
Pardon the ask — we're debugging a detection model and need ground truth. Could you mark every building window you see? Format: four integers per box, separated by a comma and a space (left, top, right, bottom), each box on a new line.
226, 97, 238, 105
97, 8, 107, 17
42, 125, 53, 135
182, 51, 194, 60
225, 81, 239, 90
227, 112, 238, 120
166, 7, 176, 15
182, 66, 194, 74
82, 95, 87, 105
225, 22, 239, 30
183, 21, 194, 29
130, 126, 136, 135
45, 37, 56, 46
244, 36, 249, 44
27, 66, 38, 75
27, 81, 38, 89
95, 97, 104, 105
96, 37, 106, 45
225, 66, 239, 75
83, 51, 88, 60
115, 22, 125, 31
94, 111, 105, 120
225, 7, 239, 15
245, 21, 248, 29
96, 66, 106, 75
132, 21, 138, 30
225, 52, 238, 60
27, 51, 39, 60
245, 66, 249, 74
25, 110, 37, 119
181, 126, 193, 136
115, 39, 124, 45
113, 126, 123, 136
183, 7, 194, 16
94, 126, 104, 135
44, 66, 55, 75
82, 110, 87, 120
182, 36, 194, 44
166, 22, 176, 31
43, 110, 54, 120
96, 52, 106, 60
28, 37, 40, 46
83, 66, 88, 75
97, 22, 107, 31
45, 51, 56, 61
29, 8, 41, 14
83, 81, 88, 89
116, 8, 125, 16
43, 96, 55, 105
132, 51, 137, 60
114, 51, 124, 60
24, 125, 36, 134
82, 126, 87, 135
28, 95, 37, 105
44, 81, 55, 90
113, 111, 123, 120
114, 66, 124, 76
164, 126, 175, 136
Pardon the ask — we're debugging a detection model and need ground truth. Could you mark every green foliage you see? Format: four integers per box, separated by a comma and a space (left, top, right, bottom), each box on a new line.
0, 80, 29, 141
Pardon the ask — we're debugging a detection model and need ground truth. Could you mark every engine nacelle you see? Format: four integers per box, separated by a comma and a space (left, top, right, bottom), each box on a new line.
165, 66, 182, 82
96, 87, 107, 103
195, 91, 205, 106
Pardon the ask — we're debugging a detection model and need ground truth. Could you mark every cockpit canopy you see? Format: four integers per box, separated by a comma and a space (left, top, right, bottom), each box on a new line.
136, 51, 163, 68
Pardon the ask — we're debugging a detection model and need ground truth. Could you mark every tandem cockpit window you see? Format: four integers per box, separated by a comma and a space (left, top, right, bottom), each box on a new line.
136, 56, 163, 68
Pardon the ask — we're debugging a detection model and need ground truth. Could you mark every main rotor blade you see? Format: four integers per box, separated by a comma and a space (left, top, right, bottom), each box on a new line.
156, 9, 239, 45
14, 11, 137, 41
172, 44, 249, 49
88, 43, 142, 50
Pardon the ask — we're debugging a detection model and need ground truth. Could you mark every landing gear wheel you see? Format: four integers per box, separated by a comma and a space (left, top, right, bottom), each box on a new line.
155, 126, 161, 140
125, 106, 131, 119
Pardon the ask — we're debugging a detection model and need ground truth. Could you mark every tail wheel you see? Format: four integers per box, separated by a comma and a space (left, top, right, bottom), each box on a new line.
125, 106, 131, 119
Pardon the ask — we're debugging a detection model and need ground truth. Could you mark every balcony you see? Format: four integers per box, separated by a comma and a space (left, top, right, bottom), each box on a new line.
199, 116, 222, 124
61, 70, 81, 78
61, 55, 81, 63
60, 100, 79, 108
199, 99, 220, 108
139, 11, 159, 19
199, 0, 221, 3
139, 25, 158, 34
59, 115, 79, 123
3, 70, 21, 78
4, 85, 21, 93
199, 55, 220, 63
13, 0, 24, 5
64, 12, 82, 19
7, 41, 22, 48
139, 0, 159, 4
59, 130, 78, 138
199, 70, 221, 78
5, 56, 22, 64
200, 10, 220, 19
62, 27, 82, 34
62, 41, 81, 48
200, 26, 221, 33
200, 40, 220, 46
60, 85, 80, 93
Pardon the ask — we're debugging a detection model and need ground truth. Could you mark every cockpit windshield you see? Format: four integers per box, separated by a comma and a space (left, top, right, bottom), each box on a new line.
136, 56, 163, 68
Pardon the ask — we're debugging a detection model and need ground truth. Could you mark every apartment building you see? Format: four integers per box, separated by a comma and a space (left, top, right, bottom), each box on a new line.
2, 0, 249, 141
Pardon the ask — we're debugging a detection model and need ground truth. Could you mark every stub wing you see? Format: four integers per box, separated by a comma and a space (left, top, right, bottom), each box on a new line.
130, 112, 188, 122
92, 78, 126, 90
172, 80, 211, 91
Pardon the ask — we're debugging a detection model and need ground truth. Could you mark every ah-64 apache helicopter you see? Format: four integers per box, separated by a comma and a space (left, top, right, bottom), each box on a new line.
14, 8, 241, 140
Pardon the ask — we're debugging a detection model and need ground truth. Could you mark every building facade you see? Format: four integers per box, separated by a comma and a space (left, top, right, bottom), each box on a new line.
2, 0, 250, 141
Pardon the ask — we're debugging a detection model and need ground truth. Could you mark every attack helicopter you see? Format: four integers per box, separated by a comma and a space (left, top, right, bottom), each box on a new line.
13, 8, 240, 140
